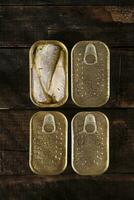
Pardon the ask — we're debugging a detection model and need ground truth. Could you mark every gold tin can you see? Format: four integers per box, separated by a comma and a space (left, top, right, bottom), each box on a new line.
29, 40, 68, 107
71, 112, 109, 175
29, 111, 68, 175
71, 41, 110, 107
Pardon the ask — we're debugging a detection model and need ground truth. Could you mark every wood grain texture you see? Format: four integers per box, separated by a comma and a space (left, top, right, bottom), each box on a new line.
0, 4, 134, 199
0, 6, 134, 47
0, 175, 134, 200
0, 0, 134, 5
0, 109, 134, 175
0, 48, 134, 108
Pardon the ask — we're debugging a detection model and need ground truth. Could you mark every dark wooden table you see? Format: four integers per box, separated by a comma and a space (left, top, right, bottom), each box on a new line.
0, 1, 134, 199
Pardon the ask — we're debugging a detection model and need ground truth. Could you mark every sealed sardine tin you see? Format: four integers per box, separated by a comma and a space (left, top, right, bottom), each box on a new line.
29, 111, 68, 175
29, 40, 68, 107
71, 112, 109, 175
71, 41, 110, 107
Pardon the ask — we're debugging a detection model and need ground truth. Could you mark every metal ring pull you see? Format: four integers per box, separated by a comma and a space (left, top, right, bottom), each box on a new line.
42, 113, 56, 133
83, 43, 97, 65
82, 113, 97, 134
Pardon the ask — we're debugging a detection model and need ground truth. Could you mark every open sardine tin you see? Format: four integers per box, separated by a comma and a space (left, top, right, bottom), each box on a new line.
29, 111, 68, 175
71, 41, 110, 107
29, 40, 68, 107
71, 112, 109, 176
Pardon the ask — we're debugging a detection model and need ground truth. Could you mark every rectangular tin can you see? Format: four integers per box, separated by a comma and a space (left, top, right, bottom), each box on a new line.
71, 112, 109, 175
29, 40, 68, 107
71, 41, 110, 107
29, 111, 68, 175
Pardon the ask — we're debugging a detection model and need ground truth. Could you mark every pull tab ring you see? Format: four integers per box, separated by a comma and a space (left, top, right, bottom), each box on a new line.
83, 43, 97, 65
82, 113, 97, 134
42, 113, 56, 134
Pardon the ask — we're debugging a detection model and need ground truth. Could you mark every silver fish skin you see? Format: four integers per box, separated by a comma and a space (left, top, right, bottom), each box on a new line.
35, 44, 60, 92
32, 67, 51, 103
49, 50, 65, 102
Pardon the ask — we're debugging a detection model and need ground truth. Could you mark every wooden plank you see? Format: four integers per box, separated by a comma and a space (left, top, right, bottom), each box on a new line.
0, 0, 134, 6
0, 151, 31, 175
1, 174, 134, 182
0, 48, 134, 109
0, 175, 134, 200
0, 4, 133, 199
2, 6, 134, 23
0, 6, 134, 47
0, 111, 32, 151
0, 109, 134, 174
0, 49, 33, 109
